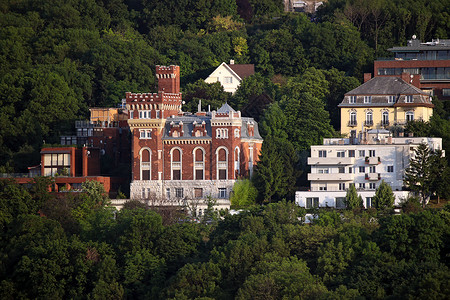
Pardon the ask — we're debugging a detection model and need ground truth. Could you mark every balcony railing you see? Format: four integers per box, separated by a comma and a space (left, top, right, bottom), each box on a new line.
365, 157, 381, 165
381, 120, 390, 127
308, 173, 354, 181
364, 120, 374, 126
308, 157, 355, 165
365, 173, 381, 181
348, 121, 357, 127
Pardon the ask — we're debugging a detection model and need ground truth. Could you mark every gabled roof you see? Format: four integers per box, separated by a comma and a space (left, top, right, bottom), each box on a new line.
217, 103, 236, 113
345, 77, 427, 96
207, 62, 254, 82
227, 64, 254, 79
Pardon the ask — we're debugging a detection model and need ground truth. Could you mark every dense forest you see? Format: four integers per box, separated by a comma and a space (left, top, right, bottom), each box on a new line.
1, 0, 449, 173
0, 179, 449, 299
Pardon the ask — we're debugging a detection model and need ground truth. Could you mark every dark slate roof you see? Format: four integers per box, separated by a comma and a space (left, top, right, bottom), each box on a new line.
345, 77, 427, 96
228, 64, 255, 79
217, 103, 236, 113
241, 118, 263, 140
339, 77, 433, 107
160, 115, 263, 140
162, 116, 212, 139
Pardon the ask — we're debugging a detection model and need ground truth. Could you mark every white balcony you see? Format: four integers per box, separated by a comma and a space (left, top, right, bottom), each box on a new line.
365, 173, 381, 181
365, 157, 380, 165
308, 173, 354, 181
308, 157, 355, 165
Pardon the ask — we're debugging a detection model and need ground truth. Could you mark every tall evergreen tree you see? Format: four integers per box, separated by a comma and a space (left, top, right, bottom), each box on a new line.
373, 180, 395, 210
404, 143, 433, 207
344, 184, 363, 209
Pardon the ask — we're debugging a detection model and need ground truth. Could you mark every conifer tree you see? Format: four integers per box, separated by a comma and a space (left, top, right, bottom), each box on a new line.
404, 143, 433, 207
373, 180, 395, 210
344, 184, 363, 209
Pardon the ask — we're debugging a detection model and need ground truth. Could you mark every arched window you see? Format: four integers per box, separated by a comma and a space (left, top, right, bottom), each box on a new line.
234, 129, 240, 138
234, 147, 240, 178
349, 111, 357, 126
382, 111, 389, 126
365, 111, 373, 126
193, 147, 205, 180
171, 148, 182, 180
406, 111, 414, 122
140, 148, 151, 180
216, 147, 228, 180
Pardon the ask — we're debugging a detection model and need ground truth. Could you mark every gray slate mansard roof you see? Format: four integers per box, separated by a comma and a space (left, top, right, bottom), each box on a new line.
161, 115, 262, 140
339, 77, 432, 107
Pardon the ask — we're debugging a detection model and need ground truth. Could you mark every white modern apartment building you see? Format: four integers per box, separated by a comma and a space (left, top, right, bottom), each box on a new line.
296, 130, 443, 209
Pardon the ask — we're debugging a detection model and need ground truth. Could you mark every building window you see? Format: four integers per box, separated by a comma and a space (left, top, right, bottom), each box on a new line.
194, 188, 203, 198
234, 147, 240, 177
338, 167, 345, 173
369, 183, 376, 190
156, 110, 160, 118
359, 183, 365, 189
349, 150, 355, 157
406, 111, 414, 122
369, 166, 376, 173
359, 166, 365, 173
406, 95, 413, 103
130, 111, 134, 119
359, 150, 365, 157
140, 148, 151, 180
369, 150, 376, 157
139, 110, 151, 119
171, 148, 182, 180
337, 151, 345, 157
388, 96, 396, 103
216, 147, 228, 180
306, 197, 319, 209
365, 111, 373, 126
139, 129, 152, 139
218, 188, 227, 198
339, 183, 346, 191
142, 188, 145, 198
443, 89, 450, 96
319, 184, 327, 191
193, 147, 205, 180
318, 150, 327, 158
366, 197, 373, 208
234, 129, 240, 138
381, 111, 389, 126
364, 96, 372, 103
387, 166, 394, 172
216, 128, 229, 139
348, 167, 353, 173
175, 188, 184, 198
318, 167, 329, 174
166, 188, 170, 199
349, 111, 357, 126
43, 153, 71, 176
349, 95, 356, 103
224, 77, 233, 83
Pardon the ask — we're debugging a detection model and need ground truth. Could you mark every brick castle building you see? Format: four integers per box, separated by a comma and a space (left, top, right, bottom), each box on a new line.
126, 65, 263, 201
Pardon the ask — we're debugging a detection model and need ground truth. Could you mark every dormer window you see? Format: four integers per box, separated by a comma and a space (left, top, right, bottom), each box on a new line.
364, 96, 372, 103
406, 95, 413, 103
388, 96, 395, 103
349, 95, 356, 103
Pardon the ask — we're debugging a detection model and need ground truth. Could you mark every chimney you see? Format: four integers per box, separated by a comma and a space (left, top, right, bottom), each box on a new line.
229, 59, 235, 65
364, 73, 372, 82
401, 72, 410, 83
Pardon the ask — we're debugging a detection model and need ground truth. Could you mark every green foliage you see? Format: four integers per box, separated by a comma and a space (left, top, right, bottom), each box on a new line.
252, 135, 299, 203
345, 184, 363, 209
373, 180, 395, 210
404, 143, 435, 206
230, 179, 257, 208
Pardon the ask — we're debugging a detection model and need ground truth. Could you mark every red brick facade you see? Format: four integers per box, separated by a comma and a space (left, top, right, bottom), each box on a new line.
127, 65, 263, 200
